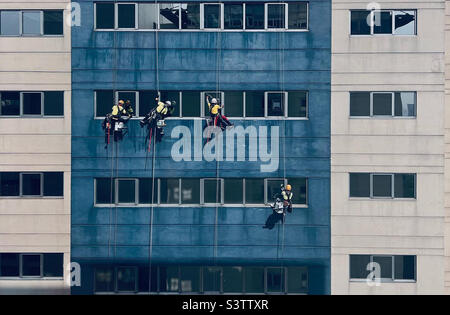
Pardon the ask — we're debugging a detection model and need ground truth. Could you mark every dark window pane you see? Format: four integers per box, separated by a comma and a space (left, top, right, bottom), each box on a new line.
394, 174, 415, 198
288, 91, 307, 117
287, 178, 307, 205
22, 254, 41, 277
373, 93, 392, 116
267, 267, 285, 293
22, 173, 41, 196
117, 267, 137, 292
349, 173, 370, 197
117, 4, 136, 29
224, 178, 243, 204
139, 178, 157, 204
23, 11, 41, 35
1, 11, 20, 36
287, 267, 308, 293
373, 256, 393, 279
159, 4, 179, 29
117, 179, 136, 204
23, 92, 42, 115
182, 91, 200, 117
117, 91, 136, 116
223, 266, 243, 293
0, 172, 20, 196
204, 4, 220, 29
245, 4, 264, 29
43, 172, 63, 197
181, 178, 200, 204
181, 4, 200, 29
1, 92, 20, 116
180, 266, 200, 292
160, 178, 179, 204
244, 267, 264, 293
350, 92, 370, 117
43, 10, 63, 35
96, 90, 114, 117
245, 91, 264, 117
350, 255, 370, 279
159, 266, 179, 292
138, 266, 157, 292
374, 11, 392, 34
96, 178, 115, 204
224, 91, 243, 117
0, 253, 20, 277
139, 91, 159, 117
288, 2, 307, 29
43, 253, 63, 277
204, 179, 222, 204
139, 3, 158, 29
203, 267, 221, 292
95, 267, 114, 292
394, 256, 416, 280
224, 4, 243, 30
267, 4, 285, 29
372, 174, 392, 197
351, 11, 370, 35
44, 91, 64, 116
266, 179, 284, 203
267, 93, 285, 116
394, 10, 416, 35
245, 178, 264, 204
394, 92, 415, 117
96, 3, 115, 29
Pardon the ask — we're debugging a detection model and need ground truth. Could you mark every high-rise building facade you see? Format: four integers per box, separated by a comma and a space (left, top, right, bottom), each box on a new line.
70, 0, 331, 294
0, 0, 71, 294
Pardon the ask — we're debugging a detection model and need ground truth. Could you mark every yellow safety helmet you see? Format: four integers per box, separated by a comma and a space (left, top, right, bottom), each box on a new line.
118, 100, 125, 105
286, 184, 292, 191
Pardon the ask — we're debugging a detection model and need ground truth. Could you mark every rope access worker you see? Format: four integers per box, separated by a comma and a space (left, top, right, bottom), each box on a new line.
140, 98, 175, 142
206, 95, 233, 130
102, 99, 133, 148
280, 184, 293, 213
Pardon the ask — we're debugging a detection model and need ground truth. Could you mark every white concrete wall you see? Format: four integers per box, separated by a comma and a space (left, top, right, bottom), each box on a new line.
332, 0, 446, 294
0, 0, 71, 294
444, 0, 450, 295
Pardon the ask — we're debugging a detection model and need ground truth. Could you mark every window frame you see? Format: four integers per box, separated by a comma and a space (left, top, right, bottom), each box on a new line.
265, 91, 288, 118
350, 9, 417, 36
0, 9, 63, 37
200, 3, 224, 30
370, 173, 394, 199
349, 173, 416, 200
21, 10, 43, 36
20, 172, 43, 197
0, 91, 64, 118
115, 266, 139, 293
350, 91, 417, 118
201, 178, 224, 205
264, 3, 288, 30
265, 266, 286, 294
19, 253, 43, 278
115, 178, 138, 205
201, 91, 225, 117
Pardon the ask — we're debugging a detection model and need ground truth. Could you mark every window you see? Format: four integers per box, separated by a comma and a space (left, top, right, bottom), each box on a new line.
224, 178, 243, 204
95, 90, 114, 117
287, 267, 308, 293
181, 178, 200, 204
245, 3, 264, 30
0, 92, 20, 116
224, 4, 243, 30
287, 178, 307, 205
159, 4, 179, 29
44, 91, 64, 116
244, 267, 264, 293
288, 2, 307, 29
95, 267, 114, 292
160, 178, 180, 204
43, 10, 63, 35
116, 266, 137, 292
224, 91, 243, 117
139, 3, 158, 30
0, 11, 20, 36
117, 3, 136, 29
350, 92, 416, 117
202, 91, 223, 117
0, 253, 20, 277
349, 173, 416, 199
21, 254, 42, 277
117, 179, 137, 204
182, 91, 201, 117
181, 3, 200, 29
116, 91, 137, 116
265, 179, 284, 204
159, 266, 180, 292
245, 178, 264, 204
203, 267, 221, 292
0, 172, 20, 196
288, 91, 307, 117
266, 3, 286, 29
22, 11, 41, 35
0, 253, 63, 279
202, 4, 222, 29
43, 172, 64, 197
95, 178, 115, 204
0, 91, 64, 117
245, 91, 265, 117
266, 267, 285, 293
350, 255, 416, 282
223, 267, 243, 293
351, 10, 416, 35
138, 178, 157, 204
96, 3, 115, 29
21, 173, 42, 196
266, 92, 286, 117
202, 179, 223, 204
22, 92, 42, 115
180, 266, 200, 292
43, 253, 63, 277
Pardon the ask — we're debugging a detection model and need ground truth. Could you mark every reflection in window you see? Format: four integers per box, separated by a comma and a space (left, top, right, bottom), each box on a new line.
181, 178, 200, 204
0, 11, 20, 36
267, 4, 285, 29
95, 267, 114, 292
394, 10, 416, 35
288, 3, 307, 29
267, 267, 285, 293
394, 256, 416, 280
224, 4, 243, 30
349, 255, 371, 279
117, 4, 136, 29
203, 4, 221, 29
181, 266, 200, 292
267, 92, 285, 116
394, 92, 415, 117
159, 266, 179, 292
287, 178, 307, 205
139, 3, 158, 29
160, 178, 179, 204
181, 4, 200, 29
374, 11, 392, 34
245, 4, 264, 30
287, 267, 308, 293
0, 92, 20, 116
23, 12, 41, 35
160, 4, 180, 29
394, 174, 415, 198
373, 256, 393, 279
